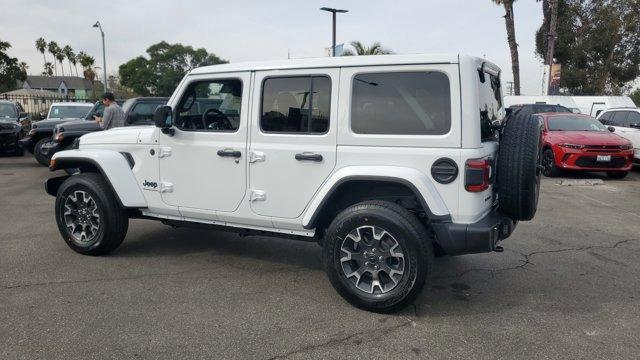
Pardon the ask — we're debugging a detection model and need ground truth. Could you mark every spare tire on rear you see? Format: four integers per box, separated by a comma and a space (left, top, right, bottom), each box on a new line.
497, 110, 543, 221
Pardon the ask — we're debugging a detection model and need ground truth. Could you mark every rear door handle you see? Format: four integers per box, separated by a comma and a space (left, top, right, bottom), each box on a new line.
217, 149, 241, 158
295, 153, 323, 162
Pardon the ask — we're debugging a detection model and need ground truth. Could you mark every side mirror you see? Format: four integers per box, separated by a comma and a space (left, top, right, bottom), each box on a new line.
608, 126, 615, 132
39, 112, 46, 119
154, 105, 174, 135
629, 123, 640, 129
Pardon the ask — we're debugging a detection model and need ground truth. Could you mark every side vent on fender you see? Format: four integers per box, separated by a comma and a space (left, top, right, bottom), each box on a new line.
431, 158, 458, 184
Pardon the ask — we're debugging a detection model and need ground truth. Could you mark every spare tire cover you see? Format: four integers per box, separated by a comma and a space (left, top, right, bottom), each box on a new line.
497, 110, 543, 221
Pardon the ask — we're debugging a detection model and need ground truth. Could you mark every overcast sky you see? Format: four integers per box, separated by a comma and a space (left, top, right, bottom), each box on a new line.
1, 0, 547, 95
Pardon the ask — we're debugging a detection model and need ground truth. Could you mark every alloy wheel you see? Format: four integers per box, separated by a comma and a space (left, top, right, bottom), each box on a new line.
340, 225, 406, 294
63, 190, 101, 245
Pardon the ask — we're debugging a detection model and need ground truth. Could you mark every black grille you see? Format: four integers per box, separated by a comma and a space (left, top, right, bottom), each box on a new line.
584, 145, 621, 152
575, 156, 627, 168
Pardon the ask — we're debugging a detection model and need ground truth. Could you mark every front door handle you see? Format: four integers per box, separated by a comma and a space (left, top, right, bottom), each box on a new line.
217, 149, 241, 158
295, 152, 323, 162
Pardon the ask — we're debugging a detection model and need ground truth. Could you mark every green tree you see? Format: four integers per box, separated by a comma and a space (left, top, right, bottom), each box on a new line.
536, 0, 640, 95
42, 62, 53, 76
119, 41, 227, 96
341, 41, 392, 56
0, 39, 27, 93
77, 51, 95, 81
493, 0, 521, 95
35, 37, 48, 74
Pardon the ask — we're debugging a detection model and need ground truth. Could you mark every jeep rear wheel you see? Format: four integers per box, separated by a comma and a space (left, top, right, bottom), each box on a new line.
497, 111, 544, 221
323, 201, 433, 313
55, 173, 128, 255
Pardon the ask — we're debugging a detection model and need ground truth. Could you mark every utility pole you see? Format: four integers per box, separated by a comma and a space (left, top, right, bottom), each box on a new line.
320, 7, 348, 56
92, 21, 107, 93
545, 0, 559, 95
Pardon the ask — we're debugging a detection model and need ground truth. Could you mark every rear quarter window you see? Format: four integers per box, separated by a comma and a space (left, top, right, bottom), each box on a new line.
478, 72, 503, 141
350, 71, 451, 135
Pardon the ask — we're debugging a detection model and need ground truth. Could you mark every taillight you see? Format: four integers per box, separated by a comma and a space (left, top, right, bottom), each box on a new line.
465, 158, 491, 192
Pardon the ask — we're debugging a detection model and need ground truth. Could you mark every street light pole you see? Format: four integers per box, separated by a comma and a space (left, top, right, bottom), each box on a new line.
320, 7, 348, 57
92, 21, 107, 93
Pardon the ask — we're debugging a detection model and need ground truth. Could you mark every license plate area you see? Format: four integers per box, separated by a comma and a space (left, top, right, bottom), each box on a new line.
596, 155, 612, 162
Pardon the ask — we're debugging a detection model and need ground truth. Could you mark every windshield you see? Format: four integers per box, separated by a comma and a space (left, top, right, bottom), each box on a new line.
0, 104, 17, 118
48, 105, 92, 119
547, 115, 607, 131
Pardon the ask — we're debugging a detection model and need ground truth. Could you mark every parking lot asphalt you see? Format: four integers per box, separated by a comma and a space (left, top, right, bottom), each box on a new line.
1, 155, 639, 360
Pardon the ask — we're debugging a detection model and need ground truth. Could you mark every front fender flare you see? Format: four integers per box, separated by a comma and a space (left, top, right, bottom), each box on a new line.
50, 149, 147, 208
302, 166, 451, 229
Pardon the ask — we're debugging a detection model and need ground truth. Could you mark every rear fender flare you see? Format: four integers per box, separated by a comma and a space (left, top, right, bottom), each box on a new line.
302, 166, 451, 229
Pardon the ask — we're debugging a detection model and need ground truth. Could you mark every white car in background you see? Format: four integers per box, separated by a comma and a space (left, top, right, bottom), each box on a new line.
597, 108, 640, 163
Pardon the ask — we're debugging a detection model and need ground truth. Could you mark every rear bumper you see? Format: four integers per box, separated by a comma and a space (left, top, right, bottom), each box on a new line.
432, 210, 516, 256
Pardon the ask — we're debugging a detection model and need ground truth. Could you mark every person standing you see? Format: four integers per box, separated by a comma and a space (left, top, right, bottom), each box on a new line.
94, 92, 125, 129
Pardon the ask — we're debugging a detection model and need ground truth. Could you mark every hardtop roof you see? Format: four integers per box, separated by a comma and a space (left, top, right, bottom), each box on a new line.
189, 54, 477, 75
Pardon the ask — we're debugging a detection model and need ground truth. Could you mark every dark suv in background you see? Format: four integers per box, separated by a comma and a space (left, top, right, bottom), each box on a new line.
43, 97, 168, 160
0, 100, 31, 155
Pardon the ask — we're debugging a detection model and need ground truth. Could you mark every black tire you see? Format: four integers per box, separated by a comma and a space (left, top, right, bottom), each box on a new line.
323, 200, 433, 313
497, 112, 544, 221
33, 138, 50, 166
55, 173, 128, 255
606, 171, 628, 179
542, 149, 560, 177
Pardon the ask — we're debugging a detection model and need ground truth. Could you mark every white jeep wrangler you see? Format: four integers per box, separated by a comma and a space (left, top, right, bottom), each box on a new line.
46, 54, 542, 312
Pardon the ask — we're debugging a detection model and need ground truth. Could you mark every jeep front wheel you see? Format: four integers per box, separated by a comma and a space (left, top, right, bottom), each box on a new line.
323, 201, 433, 313
55, 173, 129, 255
34, 138, 50, 166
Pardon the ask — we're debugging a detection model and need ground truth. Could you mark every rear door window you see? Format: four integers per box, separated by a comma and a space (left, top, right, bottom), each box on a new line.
261, 76, 331, 134
624, 112, 640, 127
610, 111, 629, 127
350, 71, 451, 135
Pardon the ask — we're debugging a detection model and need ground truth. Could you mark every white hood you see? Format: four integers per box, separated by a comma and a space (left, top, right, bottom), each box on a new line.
80, 126, 156, 145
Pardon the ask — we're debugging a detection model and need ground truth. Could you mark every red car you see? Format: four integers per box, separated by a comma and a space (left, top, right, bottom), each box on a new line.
540, 113, 634, 179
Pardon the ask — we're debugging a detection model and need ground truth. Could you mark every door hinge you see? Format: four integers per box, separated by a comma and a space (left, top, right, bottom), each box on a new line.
159, 182, 174, 193
249, 189, 266, 202
158, 147, 172, 158
248, 151, 266, 163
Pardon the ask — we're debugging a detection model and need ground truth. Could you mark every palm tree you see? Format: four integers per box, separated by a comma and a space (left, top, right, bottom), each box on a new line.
493, 0, 521, 95
77, 51, 96, 80
62, 45, 76, 76
55, 50, 65, 76
18, 62, 28, 77
42, 62, 54, 76
341, 41, 393, 56
47, 41, 60, 76
35, 38, 47, 72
